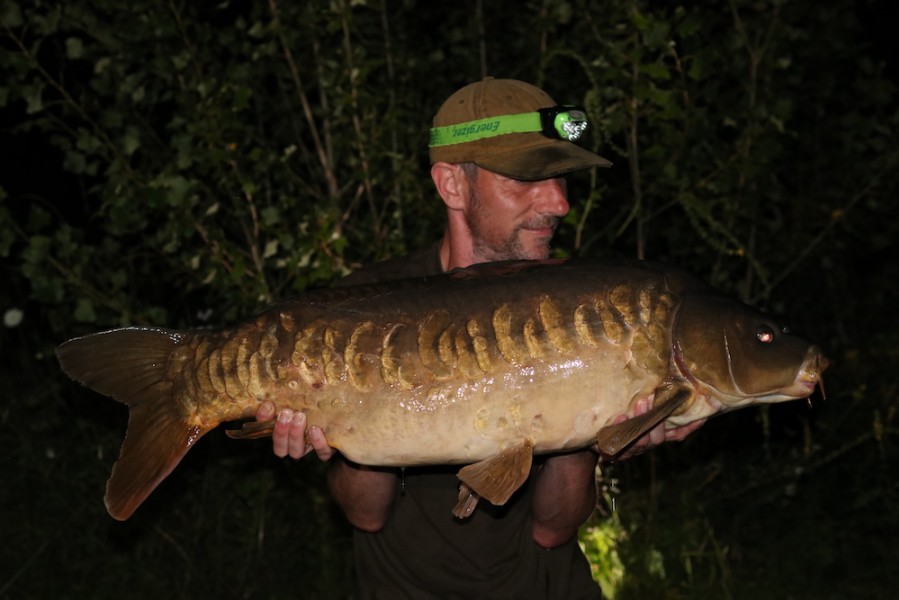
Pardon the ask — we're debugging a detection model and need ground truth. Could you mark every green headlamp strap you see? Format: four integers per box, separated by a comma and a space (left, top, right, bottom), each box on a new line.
429, 105, 588, 148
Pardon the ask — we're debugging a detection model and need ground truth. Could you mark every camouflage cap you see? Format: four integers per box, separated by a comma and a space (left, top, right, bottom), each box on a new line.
428, 78, 611, 180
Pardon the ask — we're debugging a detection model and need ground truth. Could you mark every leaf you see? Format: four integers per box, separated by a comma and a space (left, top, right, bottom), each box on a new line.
63, 150, 87, 174
639, 63, 671, 80
261, 206, 280, 226
1, 1, 24, 27
27, 205, 52, 230
23, 83, 43, 114
122, 126, 140, 156
22, 234, 50, 266
65, 37, 84, 59
74, 298, 97, 323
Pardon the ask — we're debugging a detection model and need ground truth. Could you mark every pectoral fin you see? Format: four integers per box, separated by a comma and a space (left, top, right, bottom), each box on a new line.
453, 440, 534, 518
596, 386, 692, 456
226, 420, 276, 440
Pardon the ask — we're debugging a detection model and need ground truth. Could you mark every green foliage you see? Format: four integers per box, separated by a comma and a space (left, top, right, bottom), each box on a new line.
2, 0, 897, 598
1, 0, 454, 332
548, 0, 899, 307
579, 510, 628, 598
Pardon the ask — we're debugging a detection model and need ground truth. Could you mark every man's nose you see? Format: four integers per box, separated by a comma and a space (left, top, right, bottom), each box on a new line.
534, 178, 569, 216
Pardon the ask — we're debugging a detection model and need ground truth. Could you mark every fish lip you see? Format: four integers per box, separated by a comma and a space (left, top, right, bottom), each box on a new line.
796, 348, 828, 397
788, 379, 818, 398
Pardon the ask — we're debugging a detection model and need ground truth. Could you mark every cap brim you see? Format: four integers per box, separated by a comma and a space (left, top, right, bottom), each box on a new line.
472, 136, 612, 181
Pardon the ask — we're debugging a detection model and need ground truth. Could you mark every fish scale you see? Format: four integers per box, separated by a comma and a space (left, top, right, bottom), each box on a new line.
56, 258, 827, 520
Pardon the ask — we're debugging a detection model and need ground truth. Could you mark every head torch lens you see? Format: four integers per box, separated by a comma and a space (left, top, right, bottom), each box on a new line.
537, 106, 588, 141
553, 109, 587, 141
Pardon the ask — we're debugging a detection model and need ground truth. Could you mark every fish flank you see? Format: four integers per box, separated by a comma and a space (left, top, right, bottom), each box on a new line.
208, 347, 227, 395
573, 303, 599, 348
609, 284, 638, 327
294, 325, 326, 387
455, 327, 483, 379
596, 298, 626, 344
638, 281, 657, 324
223, 357, 245, 400
383, 324, 424, 390
523, 318, 544, 359
249, 351, 269, 398
236, 336, 252, 388
493, 303, 528, 365
261, 327, 279, 382
438, 324, 459, 371
279, 311, 296, 332
271, 324, 296, 383
397, 364, 419, 390
538, 296, 574, 354
467, 319, 493, 372
419, 311, 453, 379
345, 321, 377, 391
322, 326, 345, 384
219, 332, 243, 400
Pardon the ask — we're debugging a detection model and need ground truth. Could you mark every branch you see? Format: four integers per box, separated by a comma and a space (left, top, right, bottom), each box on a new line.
267, 0, 339, 200
1, 15, 135, 180
338, 0, 381, 242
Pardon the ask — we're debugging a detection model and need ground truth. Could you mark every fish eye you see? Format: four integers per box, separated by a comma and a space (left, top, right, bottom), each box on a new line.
757, 326, 775, 344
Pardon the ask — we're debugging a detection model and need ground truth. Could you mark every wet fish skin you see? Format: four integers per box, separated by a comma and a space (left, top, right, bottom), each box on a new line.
56, 259, 828, 521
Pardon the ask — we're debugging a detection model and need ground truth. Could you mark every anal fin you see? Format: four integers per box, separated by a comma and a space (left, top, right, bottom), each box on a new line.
453, 483, 481, 519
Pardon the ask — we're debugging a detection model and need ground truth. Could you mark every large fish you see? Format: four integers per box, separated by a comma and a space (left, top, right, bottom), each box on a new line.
57, 259, 827, 521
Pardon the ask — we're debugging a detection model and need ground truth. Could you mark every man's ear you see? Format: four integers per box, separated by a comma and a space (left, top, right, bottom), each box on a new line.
431, 162, 471, 211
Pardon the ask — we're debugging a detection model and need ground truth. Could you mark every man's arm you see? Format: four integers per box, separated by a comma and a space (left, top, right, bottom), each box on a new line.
327, 459, 397, 532
529, 397, 705, 548
531, 449, 599, 548
255, 402, 397, 532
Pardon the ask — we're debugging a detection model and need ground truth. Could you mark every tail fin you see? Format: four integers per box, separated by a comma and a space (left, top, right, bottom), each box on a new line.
57, 327, 214, 520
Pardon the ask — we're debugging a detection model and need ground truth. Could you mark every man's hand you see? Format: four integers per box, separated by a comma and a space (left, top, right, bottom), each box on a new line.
255, 401, 335, 461
530, 396, 704, 547
255, 401, 396, 531
607, 396, 705, 461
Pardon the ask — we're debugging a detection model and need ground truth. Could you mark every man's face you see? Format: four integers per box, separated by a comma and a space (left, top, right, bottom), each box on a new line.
465, 169, 570, 263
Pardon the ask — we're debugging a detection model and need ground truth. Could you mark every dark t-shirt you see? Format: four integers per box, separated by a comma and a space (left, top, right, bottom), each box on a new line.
337, 243, 602, 600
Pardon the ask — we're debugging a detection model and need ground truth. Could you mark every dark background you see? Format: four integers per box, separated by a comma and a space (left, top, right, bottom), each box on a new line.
2, 1, 897, 598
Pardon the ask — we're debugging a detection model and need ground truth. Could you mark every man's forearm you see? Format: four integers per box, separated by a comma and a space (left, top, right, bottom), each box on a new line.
530, 450, 599, 548
327, 456, 398, 533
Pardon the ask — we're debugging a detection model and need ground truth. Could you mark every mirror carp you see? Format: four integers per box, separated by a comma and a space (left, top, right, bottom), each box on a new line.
57, 259, 828, 521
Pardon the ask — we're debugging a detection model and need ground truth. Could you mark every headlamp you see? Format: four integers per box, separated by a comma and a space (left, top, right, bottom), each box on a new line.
429, 105, 589, 148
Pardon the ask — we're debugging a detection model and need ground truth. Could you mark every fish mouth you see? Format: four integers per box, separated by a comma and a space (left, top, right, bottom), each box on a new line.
789, 347, 829, 399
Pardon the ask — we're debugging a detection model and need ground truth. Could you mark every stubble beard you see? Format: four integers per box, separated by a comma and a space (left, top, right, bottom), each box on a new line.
468, 190, 559, 262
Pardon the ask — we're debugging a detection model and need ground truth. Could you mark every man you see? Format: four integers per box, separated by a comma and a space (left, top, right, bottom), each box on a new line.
256, 78, 702, 599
